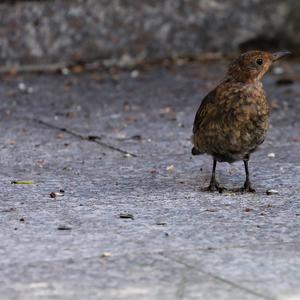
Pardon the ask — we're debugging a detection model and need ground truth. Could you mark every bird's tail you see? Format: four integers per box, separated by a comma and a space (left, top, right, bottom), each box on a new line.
191, 147, 203, 155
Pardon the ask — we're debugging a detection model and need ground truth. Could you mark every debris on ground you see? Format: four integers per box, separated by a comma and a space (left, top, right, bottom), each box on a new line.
275, 78, 294, 85
130, 70, 139, 78
267, 153, 276, 158
160, 106, 177, 121
119, 213, 134, 220
18, 82, 33, 94
100, 252, 112, 258
266, 189, 279, 195
156, 221, 167, 226
166, 165, 175, 172
11, 181, 34, 185
272, 66, 284, 75
49, 190, 65, 198
57, 225, 72, 230
149, 169, 157, 175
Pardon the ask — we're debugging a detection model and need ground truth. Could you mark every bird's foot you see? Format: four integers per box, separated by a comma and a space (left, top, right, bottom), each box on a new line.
240, 182, 256, 193
204, 181, 226, 193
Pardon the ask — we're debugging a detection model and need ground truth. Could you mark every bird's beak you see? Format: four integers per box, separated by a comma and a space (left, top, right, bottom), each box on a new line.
272, 51, 291, 62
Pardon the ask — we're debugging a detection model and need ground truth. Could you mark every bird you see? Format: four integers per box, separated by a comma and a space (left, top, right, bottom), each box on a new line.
192, 50, 290, 192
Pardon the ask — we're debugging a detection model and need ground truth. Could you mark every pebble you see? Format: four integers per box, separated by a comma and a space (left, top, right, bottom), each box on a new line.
266, 189, 279, 195
61, 68, 70, 75
130, 70, 139, 78
49, 191, 64, 198
57, 225, 72, 230
18, 82, 26, 91
119, 213, 134, 220
100, 252, 112, 258
156, 220, 167, 226
18, 82, 34, 93
166, 165, 174, 171
273, 66, 284, 75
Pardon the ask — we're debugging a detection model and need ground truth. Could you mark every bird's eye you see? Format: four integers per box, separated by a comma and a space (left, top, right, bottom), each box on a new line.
256, 58, 263, 65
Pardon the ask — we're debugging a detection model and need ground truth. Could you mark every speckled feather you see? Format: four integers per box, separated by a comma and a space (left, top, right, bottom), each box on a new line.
192, 51, 272, 163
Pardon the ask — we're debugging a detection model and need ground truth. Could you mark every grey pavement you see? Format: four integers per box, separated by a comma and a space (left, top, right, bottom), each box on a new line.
0, 60, 299, 300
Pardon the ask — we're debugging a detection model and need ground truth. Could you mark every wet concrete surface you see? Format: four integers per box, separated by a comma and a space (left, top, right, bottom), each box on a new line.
0, 61, 299, 299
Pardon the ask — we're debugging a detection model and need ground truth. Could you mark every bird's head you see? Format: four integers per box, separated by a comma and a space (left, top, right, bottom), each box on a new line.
227, 50, 291, 83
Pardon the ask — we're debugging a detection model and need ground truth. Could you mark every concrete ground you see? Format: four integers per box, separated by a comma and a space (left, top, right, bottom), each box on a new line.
0, 60, 299, 300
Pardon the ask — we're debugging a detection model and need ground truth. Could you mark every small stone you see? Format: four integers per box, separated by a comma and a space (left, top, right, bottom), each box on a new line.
27, 87, 34, 94
18, 82, 33, 93
49, 192, 57, 198
156, 220, 167, 226
267, 153, 275, 158
273, 66, 284, 75
206, 208, 217, 212
166, 164, 174, 171
244, 207, 253, 212
61, 68, 70, 75
18, 82, 26, 91
119, 213, 134, 220
57, 225, 72, 230
100, 252, 112, 258
149, 169, 157, 175
49, 192, 64, 198
266, 189, 279, 195
207, 247, 215, 251
131, 135, 142, 141
122, 102, 131, 112
130, 70, 139, 78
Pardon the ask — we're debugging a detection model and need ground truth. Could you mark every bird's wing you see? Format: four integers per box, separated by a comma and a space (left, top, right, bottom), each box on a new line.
192, 88, 218, 134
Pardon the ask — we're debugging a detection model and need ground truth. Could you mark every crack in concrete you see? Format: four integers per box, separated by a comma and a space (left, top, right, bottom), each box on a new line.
32, 118, 137, 157
161, 254, 275, 300
175, 273, 187, 300
1, 241, 299, 270
0, 247, 277, 299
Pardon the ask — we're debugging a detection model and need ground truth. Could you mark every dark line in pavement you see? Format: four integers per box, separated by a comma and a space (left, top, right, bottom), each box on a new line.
161, 254, 275, 300
32, 118, 137, 157
1, 242, 299, 285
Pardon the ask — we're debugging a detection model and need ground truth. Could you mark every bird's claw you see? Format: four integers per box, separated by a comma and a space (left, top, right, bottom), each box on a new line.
240, 182, 256, 193
204, 181, 226, 193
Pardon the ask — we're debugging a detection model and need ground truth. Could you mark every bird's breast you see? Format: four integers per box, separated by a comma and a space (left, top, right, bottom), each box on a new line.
233, 84, 269, 122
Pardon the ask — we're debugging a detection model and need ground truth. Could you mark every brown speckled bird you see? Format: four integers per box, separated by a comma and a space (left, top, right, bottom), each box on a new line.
192, 50, 290, 192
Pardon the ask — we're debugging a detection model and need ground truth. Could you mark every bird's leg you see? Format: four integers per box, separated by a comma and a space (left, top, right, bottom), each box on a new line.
205, 159, 225, 193
241, 160, 256, 193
